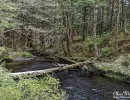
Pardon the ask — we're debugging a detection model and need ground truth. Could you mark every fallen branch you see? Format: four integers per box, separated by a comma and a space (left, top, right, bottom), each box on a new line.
10, 61, 90, 78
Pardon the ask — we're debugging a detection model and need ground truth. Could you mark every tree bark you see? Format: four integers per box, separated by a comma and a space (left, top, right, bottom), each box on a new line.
93, 6, 99, 56
115, 0, 120, 49
82, 6, 87, 40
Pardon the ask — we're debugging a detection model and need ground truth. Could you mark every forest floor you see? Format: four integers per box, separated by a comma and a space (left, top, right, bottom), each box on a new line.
71, 32, 130, 61
67, 32, 130, 83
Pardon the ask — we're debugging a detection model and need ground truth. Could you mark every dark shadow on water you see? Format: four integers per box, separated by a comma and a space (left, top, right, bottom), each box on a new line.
53, 69, 130, 100
5, 61, 57, 72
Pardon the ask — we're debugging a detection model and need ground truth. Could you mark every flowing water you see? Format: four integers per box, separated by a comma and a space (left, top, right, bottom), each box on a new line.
5, 61, 130, 100
54, 69, 130, 100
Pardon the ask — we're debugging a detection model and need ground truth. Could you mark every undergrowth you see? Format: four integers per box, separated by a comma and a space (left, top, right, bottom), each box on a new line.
0, 66, 66, 100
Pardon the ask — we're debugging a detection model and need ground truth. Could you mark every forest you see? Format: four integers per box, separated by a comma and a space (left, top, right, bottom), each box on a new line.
1, 0, 130, 100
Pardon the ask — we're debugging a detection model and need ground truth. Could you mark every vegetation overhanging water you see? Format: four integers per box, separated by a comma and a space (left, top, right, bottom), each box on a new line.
5, 60, 130, 100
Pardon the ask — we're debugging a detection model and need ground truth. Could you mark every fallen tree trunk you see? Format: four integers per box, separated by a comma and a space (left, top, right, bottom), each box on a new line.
10, 61, 90, 78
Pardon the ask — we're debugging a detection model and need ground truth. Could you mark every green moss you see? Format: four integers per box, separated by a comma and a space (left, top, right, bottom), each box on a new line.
0, 47, 8, 58
104, 73, 124, 81
96, 56, 130, 83
3, 56, 14, 63
22, 52, 32, 58
9, 52, 33, 58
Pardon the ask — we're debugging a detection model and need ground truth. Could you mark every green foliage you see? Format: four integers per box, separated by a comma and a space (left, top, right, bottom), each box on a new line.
9, 52, 33, 58
73, 35, 83, 42
97, 58, 130, 83
121, 60, 129, 67
84, 35, 104, 53
3, 56, 14, 63
97, 55, 130, 77
0, 47, 7, 57
127, 54, 130, 61
22, 52, 33, 58
0, 47, 33, 63
99, 47, 116, 59
84, 36, 94, 53
0, 67, 66, 100
104, 73, 125, 82
0, 0, 19, 30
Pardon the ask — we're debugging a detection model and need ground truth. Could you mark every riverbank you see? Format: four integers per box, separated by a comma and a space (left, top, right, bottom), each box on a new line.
93, 55, 130, 83
65, 54, 130, 83
1, 47, 130, 83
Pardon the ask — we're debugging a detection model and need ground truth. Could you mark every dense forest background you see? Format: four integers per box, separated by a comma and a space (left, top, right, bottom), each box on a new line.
1, 0, 130, 61
1, 0, 130, 99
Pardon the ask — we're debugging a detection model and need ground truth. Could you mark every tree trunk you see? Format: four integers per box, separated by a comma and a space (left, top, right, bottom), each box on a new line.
110, 0, 114, 31
82, 6, 87, 40
115, 0, 120, 49
93, 7, 99, 56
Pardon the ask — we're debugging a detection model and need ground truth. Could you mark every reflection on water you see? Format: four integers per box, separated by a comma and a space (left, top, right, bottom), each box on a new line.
5, 61, 57, 72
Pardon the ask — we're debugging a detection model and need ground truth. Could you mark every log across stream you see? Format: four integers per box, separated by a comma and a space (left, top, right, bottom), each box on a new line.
4, 58, 130, 100
8, 60, 92, 78
5, 56, 92, 78
12, 63, 93, 78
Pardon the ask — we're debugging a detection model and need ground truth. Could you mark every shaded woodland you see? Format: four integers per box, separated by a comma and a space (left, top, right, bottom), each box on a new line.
1, 0, 130, 100
0, 0, 130, 59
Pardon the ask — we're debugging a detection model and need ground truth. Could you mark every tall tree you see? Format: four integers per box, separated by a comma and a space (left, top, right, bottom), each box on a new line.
115, 0, 121, 49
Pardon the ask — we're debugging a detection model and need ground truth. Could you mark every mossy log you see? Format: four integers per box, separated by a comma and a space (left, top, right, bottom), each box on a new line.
10, 61, 90, 78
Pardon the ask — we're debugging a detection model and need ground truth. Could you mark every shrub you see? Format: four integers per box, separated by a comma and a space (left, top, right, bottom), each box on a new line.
0, 47, 7, 58
84, 36, 94, 53
73, 35, 83, 42
99, 47, 117, 61
127, 54, 130, 61
84, 35, 105, 53
3, 56, 14, 62
22, 52, 32, 58
121, 60, 129, 67
0, 67, 66, 100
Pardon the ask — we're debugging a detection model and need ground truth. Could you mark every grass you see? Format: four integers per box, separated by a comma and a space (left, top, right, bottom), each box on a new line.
96, 55, 130, 83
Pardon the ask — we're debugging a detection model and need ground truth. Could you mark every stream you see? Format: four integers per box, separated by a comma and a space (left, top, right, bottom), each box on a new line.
5, 60, 130, 100
54, 69, 130, 100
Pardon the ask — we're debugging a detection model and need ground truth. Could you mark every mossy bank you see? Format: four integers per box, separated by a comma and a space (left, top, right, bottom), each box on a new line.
94, 55, 130, 83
